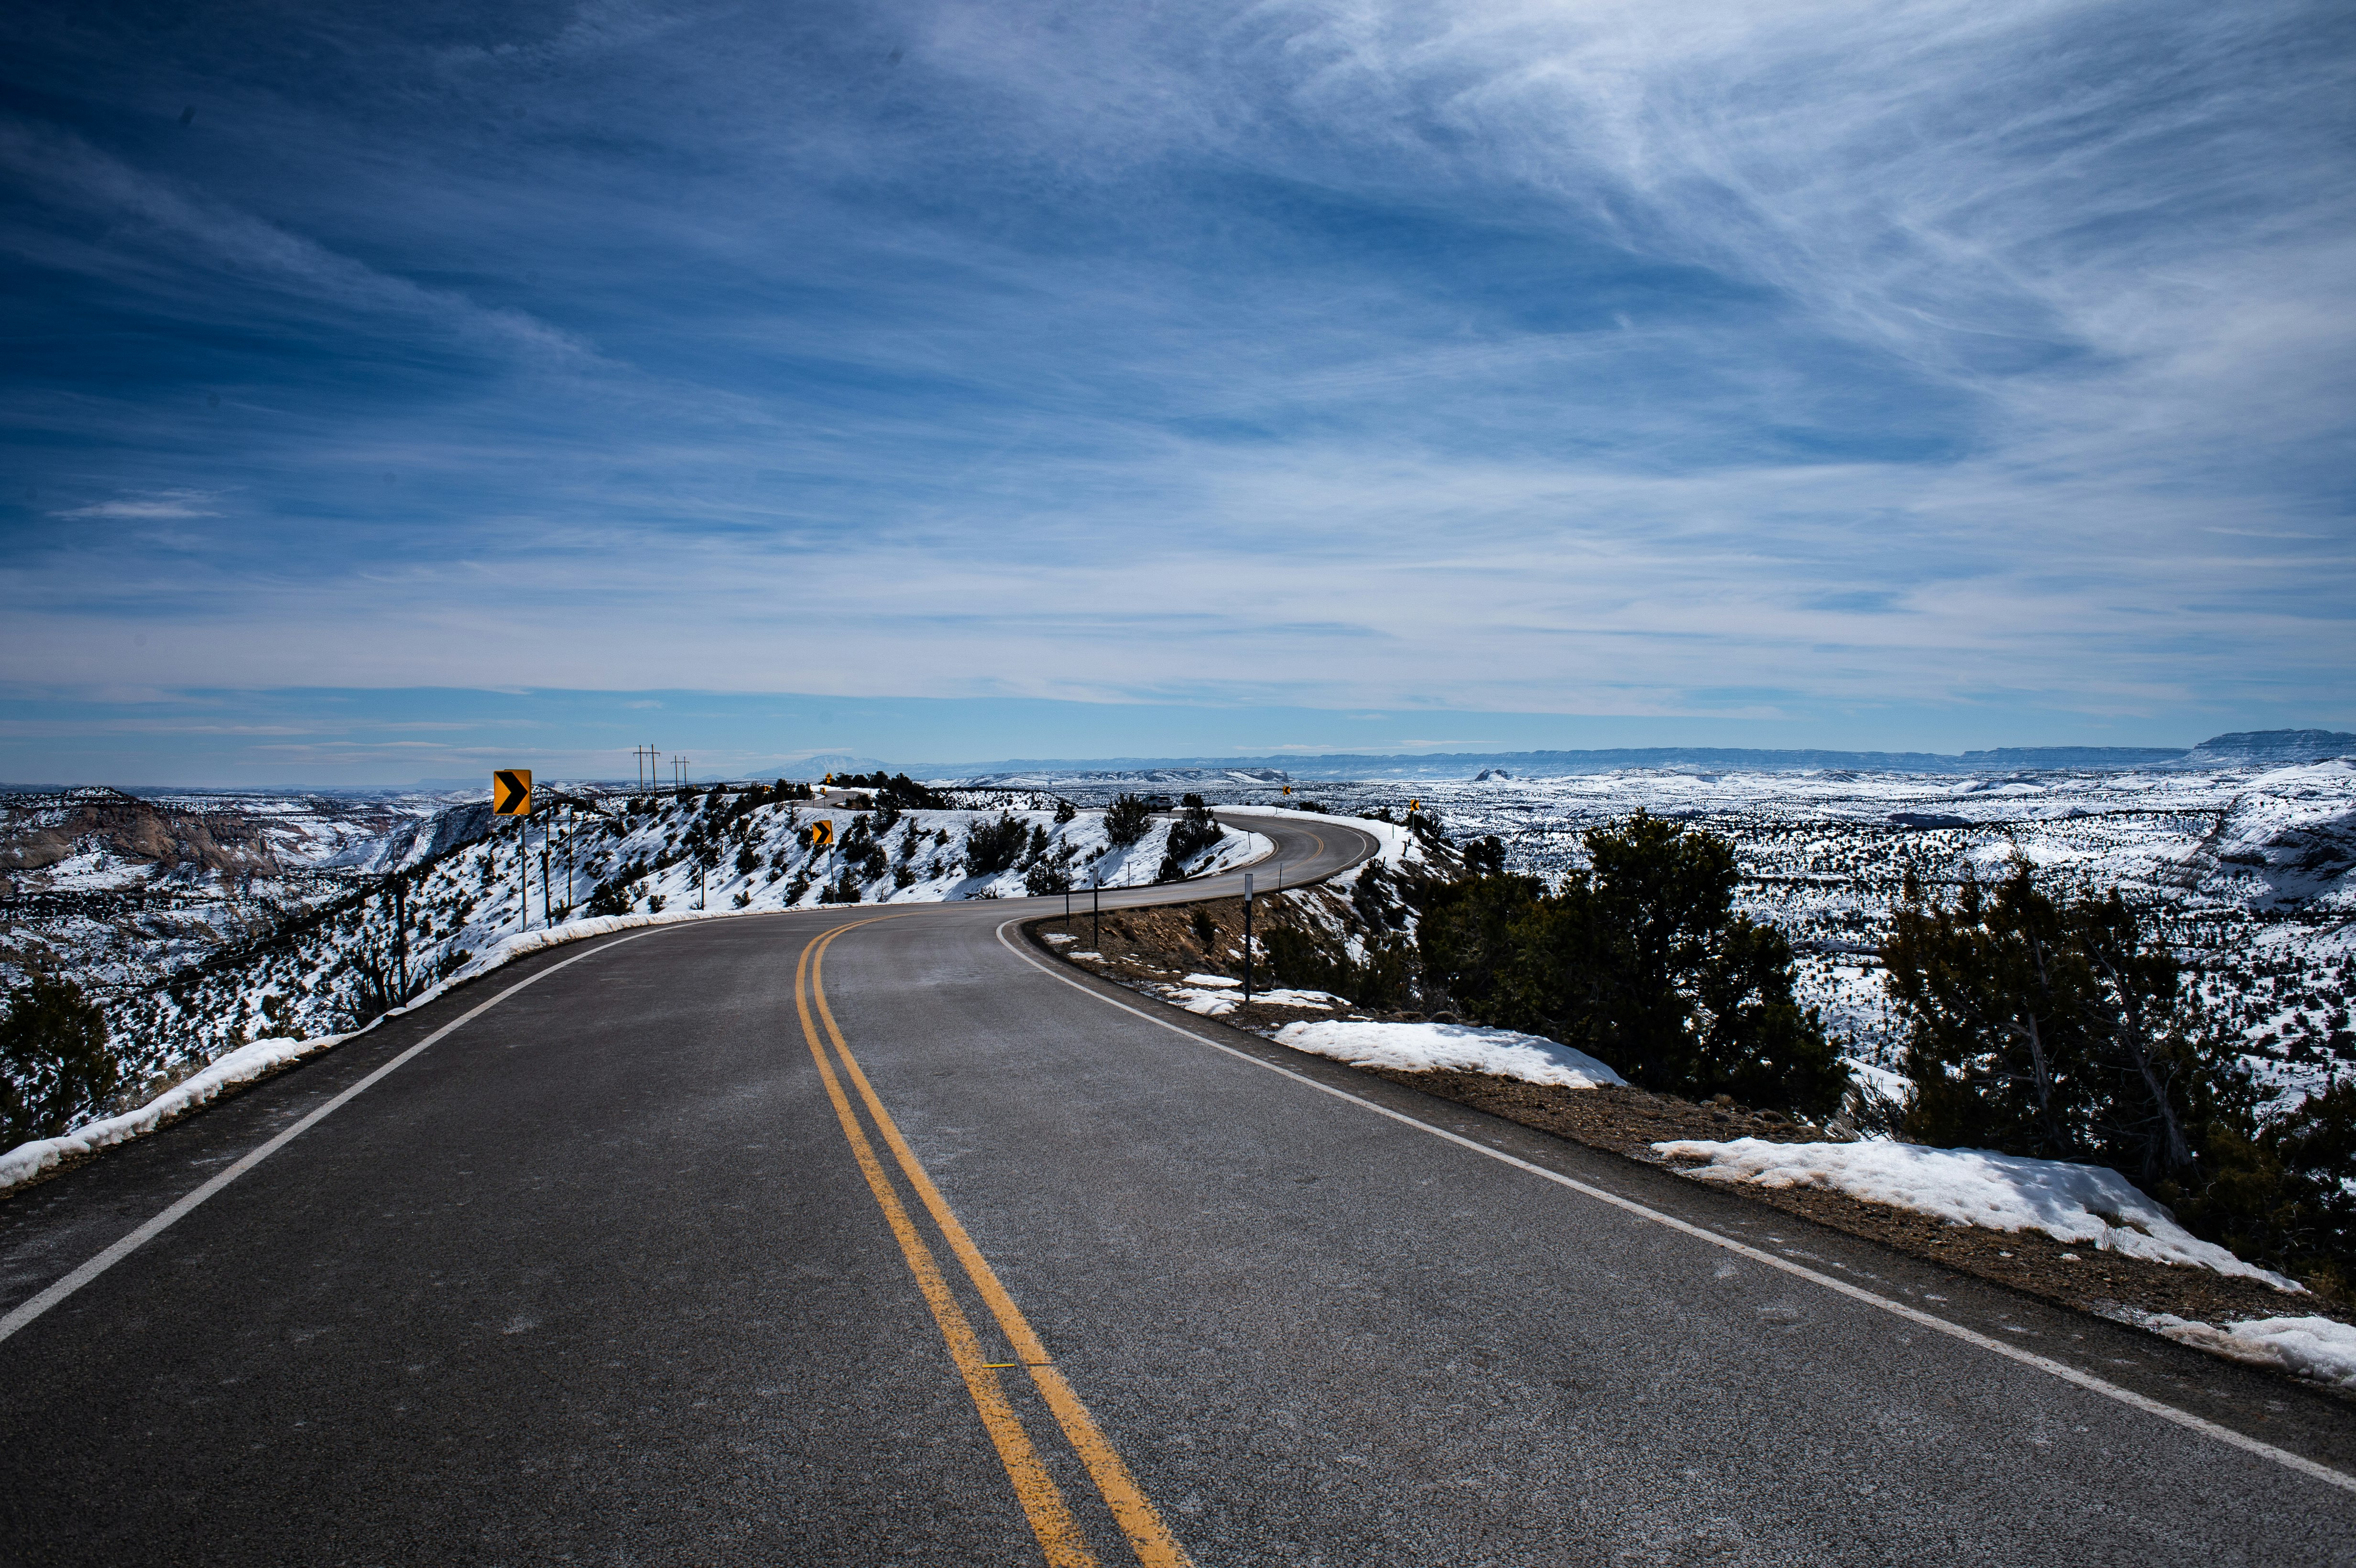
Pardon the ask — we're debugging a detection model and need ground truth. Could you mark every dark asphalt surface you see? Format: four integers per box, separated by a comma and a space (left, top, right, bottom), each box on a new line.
1, 812, 2351, 1566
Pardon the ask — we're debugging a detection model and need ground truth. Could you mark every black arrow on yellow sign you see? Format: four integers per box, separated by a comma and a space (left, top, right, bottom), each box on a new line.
805, 819, 834, 848
492, 769, 533, 816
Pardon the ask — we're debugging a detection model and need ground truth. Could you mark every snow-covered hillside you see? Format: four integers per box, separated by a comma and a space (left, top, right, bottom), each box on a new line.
0, 786, 477, 995
52, 786, 1260, 1111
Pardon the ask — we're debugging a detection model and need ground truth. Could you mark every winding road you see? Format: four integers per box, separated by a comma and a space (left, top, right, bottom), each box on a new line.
1, 813, 2351, 1566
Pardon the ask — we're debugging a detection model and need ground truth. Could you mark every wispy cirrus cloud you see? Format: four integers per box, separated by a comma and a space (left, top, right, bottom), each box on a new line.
51, 489, 223, 521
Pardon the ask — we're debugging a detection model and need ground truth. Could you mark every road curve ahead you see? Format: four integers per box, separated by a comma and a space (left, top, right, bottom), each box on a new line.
2, 812, 2352, 1566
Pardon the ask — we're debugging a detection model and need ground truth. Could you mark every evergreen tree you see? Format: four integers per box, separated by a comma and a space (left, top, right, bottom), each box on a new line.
1160, 803, 1223, 875
1, 973, 118, 1146
1103, 794, 1152, 847
964, 814, 1029, 875
1882, 863, 2240, 1183
1883, 865, 2096, 1160
1419, 814, 1845, 1113
1417, 871, 1544, 1022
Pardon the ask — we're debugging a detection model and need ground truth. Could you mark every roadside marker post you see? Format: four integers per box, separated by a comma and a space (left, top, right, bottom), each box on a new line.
492, 770, 532, 932
1243, 875, 1255, 1000
1091, 878, 1100, 952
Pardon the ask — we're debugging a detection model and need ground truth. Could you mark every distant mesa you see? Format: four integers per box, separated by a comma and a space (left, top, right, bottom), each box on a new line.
947, 766, 1289, 789
2173, 730, 2356, 769
918, 729, 2352, 783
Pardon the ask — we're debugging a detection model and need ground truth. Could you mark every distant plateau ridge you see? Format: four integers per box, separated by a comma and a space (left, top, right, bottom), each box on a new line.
937, 729, 2356, 784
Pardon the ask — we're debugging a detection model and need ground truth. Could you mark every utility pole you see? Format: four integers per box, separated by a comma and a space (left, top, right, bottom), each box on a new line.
1243, 871, 1254, 1002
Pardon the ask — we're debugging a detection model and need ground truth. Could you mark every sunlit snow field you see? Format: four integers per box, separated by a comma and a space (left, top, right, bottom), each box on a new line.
1051, 762, 2356, 1110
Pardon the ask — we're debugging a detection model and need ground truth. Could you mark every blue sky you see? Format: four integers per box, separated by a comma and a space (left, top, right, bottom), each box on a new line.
4, 0, 2351, 784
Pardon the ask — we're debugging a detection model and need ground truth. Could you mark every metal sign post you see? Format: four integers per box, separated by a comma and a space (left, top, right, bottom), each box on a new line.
492, 770, 533, 933
1242, 873, 1255, 1000
1091, 877, 1100, 952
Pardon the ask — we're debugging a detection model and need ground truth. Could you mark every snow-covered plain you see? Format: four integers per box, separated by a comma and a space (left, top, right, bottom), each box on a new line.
1652, 1135, 2300, 1289
1277, 1019, 1627, 1089
1093, 761, 2355, 1109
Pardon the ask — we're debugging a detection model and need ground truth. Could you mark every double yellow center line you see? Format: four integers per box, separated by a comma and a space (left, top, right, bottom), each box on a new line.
794, 919, 1192, 1568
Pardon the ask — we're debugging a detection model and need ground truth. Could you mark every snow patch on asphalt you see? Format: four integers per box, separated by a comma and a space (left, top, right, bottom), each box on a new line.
2138, 1314, 2356, 1389
1652, 1136, 2302, 1290
1277, 1020, 1627, 1089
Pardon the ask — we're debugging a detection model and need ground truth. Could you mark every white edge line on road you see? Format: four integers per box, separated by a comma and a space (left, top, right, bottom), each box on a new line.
994, 918, 2356, 1497
0, 926, 670, 1350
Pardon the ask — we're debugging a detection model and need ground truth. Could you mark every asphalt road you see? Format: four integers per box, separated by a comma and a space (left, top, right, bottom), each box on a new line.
1, 812, 2351, 1566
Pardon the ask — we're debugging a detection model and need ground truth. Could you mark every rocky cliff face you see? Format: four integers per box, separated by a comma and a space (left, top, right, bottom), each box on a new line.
0, 789, 283, 879
2170, 761, 2356, 910
0, 787, 477, 996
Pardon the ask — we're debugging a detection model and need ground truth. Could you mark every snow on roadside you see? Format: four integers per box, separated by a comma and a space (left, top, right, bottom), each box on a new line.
0, 1034, 344, 1192
1277, 1020, 1626, 1090
1651, 1136, 2302, 1290
1147, 975, 1345, 1016
2138, 1314, 2356, 1390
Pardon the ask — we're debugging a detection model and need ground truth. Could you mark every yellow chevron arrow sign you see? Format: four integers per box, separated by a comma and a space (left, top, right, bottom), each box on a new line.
492, 769, 532, 816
